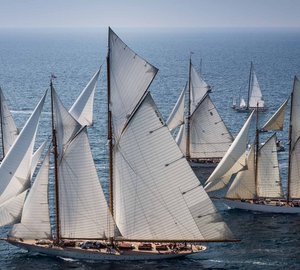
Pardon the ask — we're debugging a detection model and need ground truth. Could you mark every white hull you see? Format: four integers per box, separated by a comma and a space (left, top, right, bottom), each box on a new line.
6, 239, 205, 261
223, 199, 300, 214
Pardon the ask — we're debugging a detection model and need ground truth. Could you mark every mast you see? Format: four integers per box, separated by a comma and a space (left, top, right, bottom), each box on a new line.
0, 88, 4, 160
287, 77, 295, 202
186, 57, 192, 159
254, 104, 259, 199
247, 62, 253, 110
50, 79, 60, 244
107, 31, 114, 221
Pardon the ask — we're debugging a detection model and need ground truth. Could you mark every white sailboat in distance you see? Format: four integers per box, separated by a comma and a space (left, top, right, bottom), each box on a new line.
1, 28, 238, 261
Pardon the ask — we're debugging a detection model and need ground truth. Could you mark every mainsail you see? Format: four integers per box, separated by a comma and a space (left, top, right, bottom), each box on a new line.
0, 87, 19, 157
288, 76, 300, 199
248, 66, 264, 108
69, 68, 101, 126
114, 93, 233, 241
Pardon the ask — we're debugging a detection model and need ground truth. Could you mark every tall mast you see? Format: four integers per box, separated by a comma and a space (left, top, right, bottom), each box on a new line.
186, 57, 192, 159
247, 62, 253, 110
287, 77, 295, 202
254, 105, 259, 199
0, 88, 4, 160
107, 31, 114, 220
50, 79, 60, 244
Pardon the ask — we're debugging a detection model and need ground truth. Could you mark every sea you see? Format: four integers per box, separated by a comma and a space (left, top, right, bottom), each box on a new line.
0, 27, 300, 269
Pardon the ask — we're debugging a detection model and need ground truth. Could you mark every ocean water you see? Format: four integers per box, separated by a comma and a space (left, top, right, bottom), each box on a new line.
0, 27, 300, 269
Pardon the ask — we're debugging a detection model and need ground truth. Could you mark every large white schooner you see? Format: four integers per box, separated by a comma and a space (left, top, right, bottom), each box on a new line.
0, 28, 237, 261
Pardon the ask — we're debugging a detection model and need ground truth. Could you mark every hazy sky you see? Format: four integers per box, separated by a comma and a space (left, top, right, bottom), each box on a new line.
1, 0, 300, 28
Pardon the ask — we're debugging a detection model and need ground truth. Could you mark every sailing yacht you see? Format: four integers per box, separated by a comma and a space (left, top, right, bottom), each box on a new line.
1, 28, 237, 261
234, 62, 266, 112
167, 59, 233, 167
205, 78, 300, 213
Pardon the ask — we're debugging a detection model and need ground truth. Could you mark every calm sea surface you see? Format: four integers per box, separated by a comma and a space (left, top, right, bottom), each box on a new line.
0, 27, 300, 269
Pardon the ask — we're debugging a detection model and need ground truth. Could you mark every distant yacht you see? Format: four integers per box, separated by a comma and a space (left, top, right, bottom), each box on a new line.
233, 62, 266, 112
167, 59, 233, 168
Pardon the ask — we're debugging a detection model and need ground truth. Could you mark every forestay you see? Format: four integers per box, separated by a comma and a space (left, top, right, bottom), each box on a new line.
166, 84, 186, 131
257, 135, 283, 198
189, 95, 233, 159
0, 92, 46, 204
58, 127, 114, 239
0, 88, 19, 156
108, 28, 158, 139
288, 76, 300, 199
10, 152, 51, 239
205, 110, 255, 192
114, 93, 233, 241
69, 68, 100, 126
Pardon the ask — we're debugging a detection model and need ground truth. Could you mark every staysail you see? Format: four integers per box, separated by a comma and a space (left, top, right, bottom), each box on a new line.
205, 110, 255, 192
69, 68, 100, 126
10, 152, 51, 239
114, 93, 234, 241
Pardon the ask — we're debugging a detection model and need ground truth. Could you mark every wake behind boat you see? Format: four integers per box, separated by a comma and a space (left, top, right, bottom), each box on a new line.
0, 28, 237, 261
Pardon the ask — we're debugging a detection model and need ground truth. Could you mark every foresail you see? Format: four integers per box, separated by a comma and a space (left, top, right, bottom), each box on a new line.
166, 84, 186, 131
0, 190, 27, 227
0, 92, 46, 204
225, 147, 256, 199
69, 68, 100, 126
10, 152, 51, 239
261, 99, 288, 131
205, 110, 255, 192
0, 88, 18, 156
257, 135, 283, 198
59, 127, 114, 239
249, 69, 264, 108
114, 93, 234, 242
190, 63, 210, 113
31, 140, 47, 176
176, 124, 186, 155
109, 28, 158, 139
288, 76, 300, 199
52, 87, 81, 158
189, 95, 233, 159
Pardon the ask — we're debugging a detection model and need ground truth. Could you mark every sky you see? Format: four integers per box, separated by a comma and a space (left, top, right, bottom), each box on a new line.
0, 0, 300, 29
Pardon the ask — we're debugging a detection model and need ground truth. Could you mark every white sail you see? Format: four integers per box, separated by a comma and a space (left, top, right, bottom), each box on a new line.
288, 76, 300, 199
249, 68, 264, 108
176, 123, 186, 155
69, 68, 100, 126
189, 95, 233, 159
0, 92, 46, 204
205, 110, 255, 192
190, 63, 210, 113
261, 99, 288, 131
0, 88, 18, 157
52, 87, 81, 158
109, 28, 158, 139
0, 190, 27, 227
166, 85, 186, 131
257, 135, 283, 198
31, 140, 47, 176
240, 98, 246, 108
225, 147, 256, 199
10, 152, 51, 239
114, 94, 233, 241
59, 127, 114, 239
